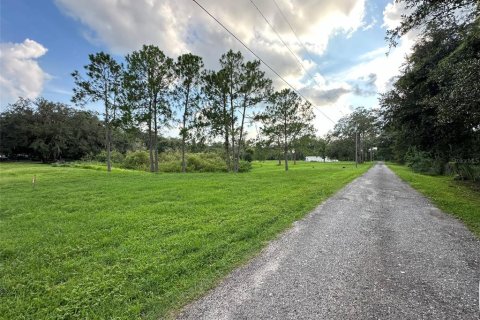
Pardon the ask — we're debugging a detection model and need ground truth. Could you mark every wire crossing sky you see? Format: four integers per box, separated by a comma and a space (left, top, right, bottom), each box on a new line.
0, 0, 415, 134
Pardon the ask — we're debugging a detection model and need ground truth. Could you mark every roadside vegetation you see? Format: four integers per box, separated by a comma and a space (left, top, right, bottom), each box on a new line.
0, 161, 371, 319
388, 163, 480, 237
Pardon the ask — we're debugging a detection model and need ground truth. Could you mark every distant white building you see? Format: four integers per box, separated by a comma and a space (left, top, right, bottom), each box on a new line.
305, 156, 338, 162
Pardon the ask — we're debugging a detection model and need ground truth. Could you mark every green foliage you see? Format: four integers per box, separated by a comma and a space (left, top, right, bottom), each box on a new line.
186, 153, 226, 172
238, 160, 252, 172
0, 98, 104, 162
331, 106, 379, 162
448, 162, 480, 181
0, 161, 371, 319
258, 88, 315, 170
122, 151, 150, 171
117, 151, 248, 173
386, 0, 478, 47
380, 21, 480, 166
388, 163, 480, 237
72, 51, 124, 172
124, 45, 175, 172
95, 150, 125, 164
405, 147, 434, 174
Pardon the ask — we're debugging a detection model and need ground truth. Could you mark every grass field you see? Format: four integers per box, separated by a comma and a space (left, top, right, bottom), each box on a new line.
388, 163, 480, 237
0, 161, 371, 319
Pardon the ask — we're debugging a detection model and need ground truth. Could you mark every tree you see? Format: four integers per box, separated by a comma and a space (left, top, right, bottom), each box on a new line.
332, 107, 378, 163
124, 45, 174, 172
201, 50, 272, 172
0, 98, 104, 162
258, 89, 315, 171
174, 53, 204, 173
201, 68, 232, 170
380, 22, 480, 166
0, 98, 35, 158
235, 59, 272, 171
72, 52, 123, 172
386, 0, 478, 47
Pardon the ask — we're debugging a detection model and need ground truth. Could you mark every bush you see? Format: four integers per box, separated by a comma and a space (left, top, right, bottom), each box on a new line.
94, 150, 125, 164
448, 162, 480, 181
238, 160, 252, 172
186, 153, 227, 172
160, 161, 182, 173
405, 147, 434, 174
122, 151, 149, 171
74, 151, 252, 173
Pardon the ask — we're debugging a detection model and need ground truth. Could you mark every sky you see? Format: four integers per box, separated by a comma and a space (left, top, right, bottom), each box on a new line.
0, 0, 414, 136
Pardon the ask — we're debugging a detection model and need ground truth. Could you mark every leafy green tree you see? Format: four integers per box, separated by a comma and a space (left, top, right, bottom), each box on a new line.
72, 52, 123, 171
331, 107, 378, 163
201, 69, 232, 170
235, 59, 272, 171
0, 98, 104, 162
258, 89, 315, 171
174, 53, 204, 172
387, 0, 478, 47
124, 45, 174, 172
202, 50, 272, 172
0, 98, 35, 158
380, 23, 480, 166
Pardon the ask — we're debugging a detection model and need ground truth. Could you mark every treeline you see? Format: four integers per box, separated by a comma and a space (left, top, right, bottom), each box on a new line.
71, 48, 315, 172
321, 1, 480, 180
0, 98, 153, 162
379, 0, 479, 178
1, 49, 315, 172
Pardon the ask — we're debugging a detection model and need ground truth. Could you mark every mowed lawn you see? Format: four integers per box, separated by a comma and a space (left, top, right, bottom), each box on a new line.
388, 164, 480, 237
0, 161, 371, 319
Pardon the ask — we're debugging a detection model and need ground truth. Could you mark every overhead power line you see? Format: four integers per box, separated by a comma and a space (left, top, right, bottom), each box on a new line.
191, 0, 335, 124
249, 0, 335, 124
272, 0, 317, 64
249, 0, 312, 79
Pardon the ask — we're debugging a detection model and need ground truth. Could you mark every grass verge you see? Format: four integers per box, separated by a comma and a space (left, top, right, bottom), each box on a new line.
0, 161, 371, 319
387, 163, 480, 237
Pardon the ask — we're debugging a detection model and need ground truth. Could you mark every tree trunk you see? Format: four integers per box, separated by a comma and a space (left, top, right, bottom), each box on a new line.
153, 99, 159, 172
229, 78, 237, 173
105, 101, 111, 172
293, 151, 296, 165
148, 111, 154, 173
181, 134, 186, 173
236, 98, 248, 173
284, 117, 288, 171
223, 97, 231, 172
230, 108, 236, 173
181, 89, 190, 173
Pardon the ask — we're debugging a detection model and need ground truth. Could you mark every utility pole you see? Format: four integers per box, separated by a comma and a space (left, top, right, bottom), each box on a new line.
355, 129, 358, 168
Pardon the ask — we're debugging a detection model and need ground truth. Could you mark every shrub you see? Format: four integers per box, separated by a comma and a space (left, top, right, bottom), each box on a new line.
186, 153, 227, 172
160, 161, 182, 173
405, 147, 434, 174
122, 151, 149, 171
94, 150, 125, 164
238, 160, 252, 172
448, 162, 480, 181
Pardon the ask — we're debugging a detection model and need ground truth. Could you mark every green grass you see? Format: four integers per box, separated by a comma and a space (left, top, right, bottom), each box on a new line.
388, 163, 480, 237
0, 161, 371, 319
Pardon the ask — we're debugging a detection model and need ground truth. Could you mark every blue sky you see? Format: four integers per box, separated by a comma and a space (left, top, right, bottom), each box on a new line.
0, 0, 412, 134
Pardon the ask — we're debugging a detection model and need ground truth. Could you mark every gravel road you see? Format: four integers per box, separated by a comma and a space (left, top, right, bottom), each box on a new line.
178, 163, 480, 319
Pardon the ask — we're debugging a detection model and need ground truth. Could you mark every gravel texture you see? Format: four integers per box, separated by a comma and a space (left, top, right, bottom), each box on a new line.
177, 163, 480, 319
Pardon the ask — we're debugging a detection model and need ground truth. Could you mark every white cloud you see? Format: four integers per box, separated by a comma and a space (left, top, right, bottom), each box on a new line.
329, 0, 417, 97
0, 39, 49, 105
382, 1, 409, 30
56, 0, 425, 136
55, 0, 366, 84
